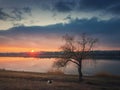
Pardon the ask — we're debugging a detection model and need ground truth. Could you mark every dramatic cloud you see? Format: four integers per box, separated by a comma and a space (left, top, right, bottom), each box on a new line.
79, 0, 118, 10
78, 0, 120, 15
0, 7, 31, 21
53, 0, 76, 12
11, 7, 31, 21
0, 17, 120, 50
1, 0, 120, 15
0, 8, 12, 20
0, 0, 119, 51
0, 0, 120, 29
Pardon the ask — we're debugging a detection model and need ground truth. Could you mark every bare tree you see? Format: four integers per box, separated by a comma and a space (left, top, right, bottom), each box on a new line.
53, 33, 97, 81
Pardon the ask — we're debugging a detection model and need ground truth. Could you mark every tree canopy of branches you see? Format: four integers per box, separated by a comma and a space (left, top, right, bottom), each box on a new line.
53, 33, 97, 81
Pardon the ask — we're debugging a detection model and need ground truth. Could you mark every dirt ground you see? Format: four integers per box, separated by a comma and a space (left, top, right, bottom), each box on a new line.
0, 70, 120, 90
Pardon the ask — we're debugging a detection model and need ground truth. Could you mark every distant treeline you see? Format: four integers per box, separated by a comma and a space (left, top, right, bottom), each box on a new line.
89, 51, 120, 59
0, 51, 120, 59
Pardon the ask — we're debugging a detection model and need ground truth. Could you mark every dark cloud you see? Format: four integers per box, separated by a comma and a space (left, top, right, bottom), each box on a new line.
0, 17, 120, 49
23, 7, 31, 14
79, 0, 120, 15
79, 0, 118, 10
66, 17, 120, 35
0, 0, 32, 7
0, 8, 13, 20
64, 15, 72, 20
0, 0, 120, 17
0, 0, 119, 50
107, 3, 120, 14
11, 8, 23, 21
1, 17, 120, 36
0, 0, 53, 10
11, 7, 31, 21
49, 0, 120, 16
53, 0, 76, 12
0, 7, 31, 21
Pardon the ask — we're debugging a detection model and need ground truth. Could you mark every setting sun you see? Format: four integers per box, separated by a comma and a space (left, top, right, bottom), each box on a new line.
31, 50, 35, 52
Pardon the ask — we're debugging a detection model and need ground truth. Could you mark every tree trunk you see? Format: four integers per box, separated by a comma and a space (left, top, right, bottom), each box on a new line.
78, 60, 83, 82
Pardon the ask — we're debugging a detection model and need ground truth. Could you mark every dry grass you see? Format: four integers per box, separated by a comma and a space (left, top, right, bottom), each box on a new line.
47, 69, 65, 75
0, 70, 120, 90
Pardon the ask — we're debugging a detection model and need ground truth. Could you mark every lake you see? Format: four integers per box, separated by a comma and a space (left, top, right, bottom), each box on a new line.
0, 57, 120, 76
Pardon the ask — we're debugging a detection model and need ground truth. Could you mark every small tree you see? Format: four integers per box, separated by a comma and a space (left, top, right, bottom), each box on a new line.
53, 33, 97, 81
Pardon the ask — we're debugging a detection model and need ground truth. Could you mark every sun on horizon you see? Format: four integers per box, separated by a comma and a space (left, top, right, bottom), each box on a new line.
31, 50, 35, 52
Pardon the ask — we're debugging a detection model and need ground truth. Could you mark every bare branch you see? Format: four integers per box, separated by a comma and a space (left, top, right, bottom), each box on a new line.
53, 33, 98, 81
69, 59, 80, 66
60, 33, 97, 60
88, 38, 98, 52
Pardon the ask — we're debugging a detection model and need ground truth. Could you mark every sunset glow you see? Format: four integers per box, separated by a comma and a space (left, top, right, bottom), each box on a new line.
0, 43, 60, 52
31, 50, 34, 52
0, 1, 120, 89
0, 0, 119, 52
0, 42, 119, 53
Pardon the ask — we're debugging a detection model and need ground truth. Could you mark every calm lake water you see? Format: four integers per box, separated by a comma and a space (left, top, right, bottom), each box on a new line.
0, 57, 120, 76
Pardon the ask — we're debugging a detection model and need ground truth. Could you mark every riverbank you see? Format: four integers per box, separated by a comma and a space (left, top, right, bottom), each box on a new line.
0, 70, 120, 90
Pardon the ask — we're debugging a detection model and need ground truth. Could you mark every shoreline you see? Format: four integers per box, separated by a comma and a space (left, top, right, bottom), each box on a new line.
0, 70, 120, 90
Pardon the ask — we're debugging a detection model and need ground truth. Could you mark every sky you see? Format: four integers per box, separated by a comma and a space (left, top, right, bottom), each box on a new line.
0, 0, 120, 52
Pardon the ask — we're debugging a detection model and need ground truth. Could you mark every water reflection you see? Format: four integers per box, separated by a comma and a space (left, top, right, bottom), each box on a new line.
0, 57, 54, 73
0, 57, 120, 75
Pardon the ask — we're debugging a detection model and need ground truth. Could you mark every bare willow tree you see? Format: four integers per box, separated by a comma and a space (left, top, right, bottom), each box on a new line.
53, 33, 97, 81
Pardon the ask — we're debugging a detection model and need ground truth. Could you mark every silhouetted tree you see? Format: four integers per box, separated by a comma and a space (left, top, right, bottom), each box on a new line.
53, 33, 97, 81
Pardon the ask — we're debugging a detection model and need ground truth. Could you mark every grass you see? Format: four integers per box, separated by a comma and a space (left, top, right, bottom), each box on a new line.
0, 70, 120, 90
